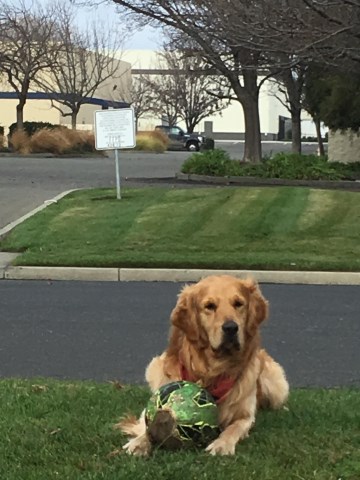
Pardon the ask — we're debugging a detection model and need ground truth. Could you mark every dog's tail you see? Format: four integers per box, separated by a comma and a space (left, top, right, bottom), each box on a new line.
114, 409, 147, 438
257, 349, 289, 410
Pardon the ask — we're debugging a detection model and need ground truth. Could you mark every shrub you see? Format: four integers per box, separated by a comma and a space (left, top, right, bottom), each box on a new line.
9, 121, 58, 138
330, 161, 360, 180
261, 153, 342, 180
29, 128, 96, 154
135, 131, 168, 153
146, 129, 169, 149
30, 128, 72, 154
60, 129, 96, 153
0, 126, 9, 152
11, 130, 31, 154
181, 150, 356, 181
182, 149, 239, 176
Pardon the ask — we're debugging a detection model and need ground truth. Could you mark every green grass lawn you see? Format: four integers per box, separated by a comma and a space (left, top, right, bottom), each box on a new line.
1, 186, 360, 271
0, 380, 359, 480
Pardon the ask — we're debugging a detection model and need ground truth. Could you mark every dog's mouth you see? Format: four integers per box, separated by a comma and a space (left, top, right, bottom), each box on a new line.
213, 336, 241, 356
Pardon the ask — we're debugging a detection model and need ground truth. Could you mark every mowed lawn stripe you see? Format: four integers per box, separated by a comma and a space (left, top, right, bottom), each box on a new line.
1, 186, 359, 270
299, 189, 359, 239
123, 188, 231, 250
224, 187, 310, 239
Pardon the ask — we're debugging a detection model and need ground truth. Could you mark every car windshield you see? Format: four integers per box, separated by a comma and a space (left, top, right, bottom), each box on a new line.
170, 127, 184, 135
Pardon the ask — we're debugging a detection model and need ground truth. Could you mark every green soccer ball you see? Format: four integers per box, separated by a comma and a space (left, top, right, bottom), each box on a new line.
145, 381, 220, 448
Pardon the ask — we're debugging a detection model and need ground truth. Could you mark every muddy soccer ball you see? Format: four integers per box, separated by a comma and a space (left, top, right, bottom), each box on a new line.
145, 381, 220, 448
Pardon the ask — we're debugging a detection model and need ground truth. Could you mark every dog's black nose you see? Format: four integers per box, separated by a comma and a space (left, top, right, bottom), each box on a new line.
222, 320, 238, 336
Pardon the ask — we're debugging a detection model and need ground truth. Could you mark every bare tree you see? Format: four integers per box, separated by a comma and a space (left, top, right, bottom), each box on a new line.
149, 72, 180, 127
143, 49, 229, 133
0, 0, 62, 129
94, 0, 281, 162
116, 74, 155, 130
269, 63, 307, 154
36, 10, 125, 129
79, 0, 359, 161
299, 0, 360, 72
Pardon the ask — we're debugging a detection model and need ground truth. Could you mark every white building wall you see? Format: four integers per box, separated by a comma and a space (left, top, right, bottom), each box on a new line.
126, 50, 319, 138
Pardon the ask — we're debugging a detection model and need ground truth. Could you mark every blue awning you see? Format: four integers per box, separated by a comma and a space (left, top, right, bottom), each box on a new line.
0, 91, 129, 109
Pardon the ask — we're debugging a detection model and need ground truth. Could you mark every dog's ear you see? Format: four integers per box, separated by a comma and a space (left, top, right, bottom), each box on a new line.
170, 284, 200, 343
244, 278, 268, 336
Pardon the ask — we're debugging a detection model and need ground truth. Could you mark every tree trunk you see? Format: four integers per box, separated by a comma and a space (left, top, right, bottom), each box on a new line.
242, 93, 262, 163
238, 70, 262, 163
16, 99, 26, 130
15, 77, 31, 131
314, 117, 325, 156
291, 107, 302, 154
71, 111, 77, 130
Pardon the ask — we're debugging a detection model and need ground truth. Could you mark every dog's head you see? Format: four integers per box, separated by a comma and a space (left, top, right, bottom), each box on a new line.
170, 275, 268, 355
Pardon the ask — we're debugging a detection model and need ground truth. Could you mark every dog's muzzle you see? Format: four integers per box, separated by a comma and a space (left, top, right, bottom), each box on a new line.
220, 320, 240, 352
222, 320, 238, 338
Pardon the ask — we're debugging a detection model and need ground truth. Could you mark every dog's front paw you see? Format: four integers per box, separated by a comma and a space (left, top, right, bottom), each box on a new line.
205, 438, 236, 456
123, 435, 151, 456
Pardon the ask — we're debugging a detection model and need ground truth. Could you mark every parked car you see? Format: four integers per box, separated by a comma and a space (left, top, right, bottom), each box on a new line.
155, 125, 214, 152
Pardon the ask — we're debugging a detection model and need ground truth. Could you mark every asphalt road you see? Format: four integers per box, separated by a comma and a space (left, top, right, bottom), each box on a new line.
0, 141, 321, 229
0, 280, 358, 388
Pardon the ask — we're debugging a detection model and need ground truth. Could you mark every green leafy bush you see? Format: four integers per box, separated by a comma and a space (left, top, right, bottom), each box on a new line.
330, 161, 360, 180
9, 121, 59, 138
181, 150, 359, 180
261, 153, 342, 180
182, 149, 238, 176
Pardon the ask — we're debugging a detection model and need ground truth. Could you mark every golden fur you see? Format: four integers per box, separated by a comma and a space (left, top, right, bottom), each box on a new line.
119, 275, 289, 456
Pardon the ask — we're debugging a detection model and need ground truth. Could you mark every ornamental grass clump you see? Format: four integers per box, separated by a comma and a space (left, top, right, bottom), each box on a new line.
135, 130, 168, 153
10, 130, 31, 154
29, 128, 96, 154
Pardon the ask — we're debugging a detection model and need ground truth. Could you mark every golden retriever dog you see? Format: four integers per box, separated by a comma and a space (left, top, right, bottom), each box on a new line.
119, 275, 289, 456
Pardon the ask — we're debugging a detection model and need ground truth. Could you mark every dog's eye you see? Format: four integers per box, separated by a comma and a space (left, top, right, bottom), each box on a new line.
234, 299, 243, 308
204, 302, 217, 311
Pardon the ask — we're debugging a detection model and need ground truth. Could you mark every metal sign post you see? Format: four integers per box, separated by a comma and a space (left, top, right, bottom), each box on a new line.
114, 148, 121, 199
94, 108, 136, 200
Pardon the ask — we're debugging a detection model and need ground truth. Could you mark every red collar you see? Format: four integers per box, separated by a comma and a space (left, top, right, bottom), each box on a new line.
180, 364, 235, 404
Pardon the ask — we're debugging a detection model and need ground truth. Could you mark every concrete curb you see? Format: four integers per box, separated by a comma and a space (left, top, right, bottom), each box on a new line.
2, 266, 360, 285
5, 266, 119, 282
0, 252, 19, 279
176, 172, 360, 190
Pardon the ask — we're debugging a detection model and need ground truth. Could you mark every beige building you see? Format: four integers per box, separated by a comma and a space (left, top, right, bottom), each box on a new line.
0, 57, 131, 136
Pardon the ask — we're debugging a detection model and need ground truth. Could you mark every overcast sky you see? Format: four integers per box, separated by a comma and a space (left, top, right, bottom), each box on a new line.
8, 0, 161, 50
75, 2, 161, 50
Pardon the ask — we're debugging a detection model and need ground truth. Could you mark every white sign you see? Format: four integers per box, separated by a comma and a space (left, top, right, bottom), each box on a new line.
94, 108, 136, 150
